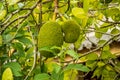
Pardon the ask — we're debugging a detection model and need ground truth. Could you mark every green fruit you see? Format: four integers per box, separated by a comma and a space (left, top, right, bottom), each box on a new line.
38, 21, 63, 57
100, 0, 112, 4
61, 20, 80, 43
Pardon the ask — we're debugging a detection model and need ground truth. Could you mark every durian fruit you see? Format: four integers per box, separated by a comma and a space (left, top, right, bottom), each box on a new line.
38, 21, 63, 57
61, 20, 80, 43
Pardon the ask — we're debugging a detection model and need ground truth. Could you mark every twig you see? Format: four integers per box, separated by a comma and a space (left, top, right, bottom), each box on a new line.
24, 1, 42, 80
59, 33, 120, 64
52, 0, 59, 20
0, 0, 41, 35
23, 25, 37, 80
79, 33, 120, 58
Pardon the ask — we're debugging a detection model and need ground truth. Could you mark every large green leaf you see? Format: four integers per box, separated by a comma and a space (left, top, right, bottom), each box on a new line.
34, 73, 50, 80
64, 64, 90, 72
3, 62, 22, 77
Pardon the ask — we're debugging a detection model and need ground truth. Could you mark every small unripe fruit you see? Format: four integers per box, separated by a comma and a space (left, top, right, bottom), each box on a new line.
61, 20, 80, 43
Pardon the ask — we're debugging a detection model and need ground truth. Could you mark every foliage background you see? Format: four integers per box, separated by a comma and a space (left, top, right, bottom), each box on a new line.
0, 0, 120, 80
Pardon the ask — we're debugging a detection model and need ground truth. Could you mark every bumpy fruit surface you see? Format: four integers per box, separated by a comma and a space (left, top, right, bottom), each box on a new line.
38, 21, 63, 57
62, 20, 80, 43
100, 0, 112, 4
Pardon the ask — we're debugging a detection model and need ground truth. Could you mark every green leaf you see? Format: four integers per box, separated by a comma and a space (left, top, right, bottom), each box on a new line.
0, 10, 6, 21
92, 67, 103, 78
12, 42, 25, 57
86, 60, 97, 69
97, 61, 105, 67
64, 70, 78, 80
2, 68, 13, 80
95, 32, 102, 38
26, 47, 34, 59
83, 0, 89, 13
64, 64, 90, 72
66, 50, 79, 59
52, 63, 61, 73
98, 40, 106, 45
34, 73, 50, 80
86, 53, 98, 60
72, 7, 86, 19
101, 51, 116, 59
39, 46, 55, 54
16, 37, 32, 45
102, 69, 116, 79
3, 62, 22, 77
111, 28, 119, 35
103, 45, 110, 51
51, 70, 64, 80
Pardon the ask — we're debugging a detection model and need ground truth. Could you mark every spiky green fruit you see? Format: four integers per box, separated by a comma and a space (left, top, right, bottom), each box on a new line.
62, 20, 80, 43
38, 21, 63, 57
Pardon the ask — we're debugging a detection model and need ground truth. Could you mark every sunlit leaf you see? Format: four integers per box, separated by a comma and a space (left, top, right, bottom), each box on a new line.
86, 53, 98, 60
83, 0, 89, 13
0, 10, 6, 21
3, 62, 22, 77
64, 70, 78, 80
72, 7, 86, 19
7, 0, 20, 5
2, 68, 13, 80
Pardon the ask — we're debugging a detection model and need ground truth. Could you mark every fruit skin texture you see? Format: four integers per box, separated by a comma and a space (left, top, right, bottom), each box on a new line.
38, 21, 63, 57
62, 20, 80, 43
100, 0, 112, 4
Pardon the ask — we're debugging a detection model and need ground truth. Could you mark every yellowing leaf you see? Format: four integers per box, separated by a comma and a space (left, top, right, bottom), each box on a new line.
7, 0, 20, 5
64, 70, 78, 80
83, 0, 89, 13
98, 13, 104, 20
0, 10, 7, 21
2, 68, 14, 80
72, 7, 86, 19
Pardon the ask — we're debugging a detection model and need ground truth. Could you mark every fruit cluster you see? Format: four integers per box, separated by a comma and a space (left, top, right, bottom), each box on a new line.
38, 20, 80, 57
